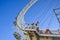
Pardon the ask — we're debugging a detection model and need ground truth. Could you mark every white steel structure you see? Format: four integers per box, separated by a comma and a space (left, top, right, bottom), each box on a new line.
14, 0, 38, 32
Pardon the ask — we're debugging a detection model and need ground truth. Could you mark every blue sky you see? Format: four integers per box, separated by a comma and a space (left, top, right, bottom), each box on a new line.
0, 0, 60, 40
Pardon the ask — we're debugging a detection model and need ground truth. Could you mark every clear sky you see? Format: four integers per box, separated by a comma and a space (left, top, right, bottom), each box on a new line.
0, 0, 60, 40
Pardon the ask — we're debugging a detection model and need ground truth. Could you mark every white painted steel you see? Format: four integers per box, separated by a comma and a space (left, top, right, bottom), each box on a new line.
14, 0, 38, 31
